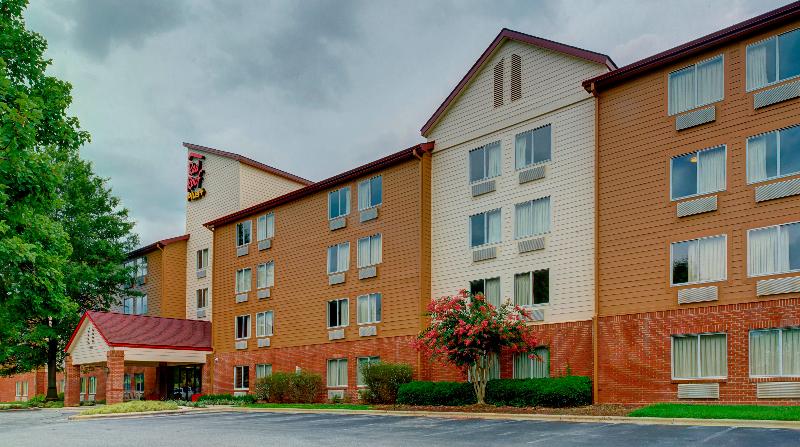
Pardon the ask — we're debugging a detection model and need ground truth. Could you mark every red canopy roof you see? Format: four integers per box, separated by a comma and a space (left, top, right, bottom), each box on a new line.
66, 311, 212, 352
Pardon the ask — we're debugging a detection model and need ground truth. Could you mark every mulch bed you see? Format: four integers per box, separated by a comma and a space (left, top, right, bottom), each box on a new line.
371, 404, 641, 417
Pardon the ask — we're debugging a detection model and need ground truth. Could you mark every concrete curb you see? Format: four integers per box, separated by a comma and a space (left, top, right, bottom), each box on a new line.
67, 407, 230, 421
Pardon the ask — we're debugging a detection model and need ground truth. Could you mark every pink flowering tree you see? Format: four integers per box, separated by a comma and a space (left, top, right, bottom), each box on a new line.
413, 290, 539, 405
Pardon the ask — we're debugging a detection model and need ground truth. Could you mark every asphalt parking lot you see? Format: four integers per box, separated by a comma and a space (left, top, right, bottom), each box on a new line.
1, 409, 799, 446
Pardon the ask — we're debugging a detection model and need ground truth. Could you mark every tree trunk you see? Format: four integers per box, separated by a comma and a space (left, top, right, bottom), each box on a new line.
471, 355, 488, 405
46, 339, 58, 401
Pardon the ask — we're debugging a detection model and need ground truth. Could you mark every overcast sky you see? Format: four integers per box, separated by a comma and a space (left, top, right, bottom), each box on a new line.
24, 0, 789, 245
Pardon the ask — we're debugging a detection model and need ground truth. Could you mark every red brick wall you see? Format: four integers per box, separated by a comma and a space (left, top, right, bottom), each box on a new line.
0, 369, 66, 402
598, 298, 800, 404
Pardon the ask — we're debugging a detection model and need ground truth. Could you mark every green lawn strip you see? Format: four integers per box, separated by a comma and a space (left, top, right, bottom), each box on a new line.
629, 403, 800, 421
245, 403, 371, 410
79, 401, 180, 416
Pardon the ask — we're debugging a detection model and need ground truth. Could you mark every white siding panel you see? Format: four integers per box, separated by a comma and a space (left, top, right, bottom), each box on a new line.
68, 321, 110, 365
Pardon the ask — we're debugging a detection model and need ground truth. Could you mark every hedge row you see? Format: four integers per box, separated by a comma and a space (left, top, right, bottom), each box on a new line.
396, 376, 591, 407
197, 393, 256, 405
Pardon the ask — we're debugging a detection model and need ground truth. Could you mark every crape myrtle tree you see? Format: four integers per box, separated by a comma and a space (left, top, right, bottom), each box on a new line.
413, 290, 539, 405
0, 0, 137, 400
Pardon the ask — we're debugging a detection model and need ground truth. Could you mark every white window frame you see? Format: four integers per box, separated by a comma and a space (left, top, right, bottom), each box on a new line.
134, 295, 148, 315
196, 288, 208, 310
669, 145, 727, 201
236, 220, 252, 247
670, 333, 728, 380
746, 125, 800, 185
357, 293, 381, 325
257, 262, 275, 289
88, 376, 97, 395
327, 358, 348, 388
328, 186, 351, 220
257, 213, 275, 241
196, 248, 209, 271
468, 141, 502, 183
667, 54, 725, 115
514, 124, 552, 170
235, 268, 252, 293
357, 356, 380, 387
358, 175, 382, 211
513, 196, 550, 240
469, 208, 502, 248
747, 220, 800, 277
669, 234, 728, 286
746, 28, 800, 92
255, 364, 273, 380
327, 242, 350, 274
256, 311, 274, 337
234, 365, 249, 390
513, 269, 549, 306
749, 327, 800, 378
357, 234, 382, 268
235, 314, 251, 340
123, 297, 134, 314
513, 347, 550, 379
327, 298, 349, 329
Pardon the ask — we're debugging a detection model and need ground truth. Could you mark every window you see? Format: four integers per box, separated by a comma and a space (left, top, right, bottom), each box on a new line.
256, 364, 273, 379
196, 288, 208, 309
236, 220, 252, 247
748, 222, 800, 276
470, 277, 501, 307
257, 213, 275, 241
469, 141, 501, 183
357, 234, 382, 268
514, 347, 550, 378
126, 256, 147, 285
123, 297, 133, 314
15, 381, 28, 398
234, 366, 249, 390
327, 242, 350, 274
515, 125, 551, 169
466, 355, 500, 382
670, 146, 726, 200
357, 293, 381, 324
88, 376, 97, 395
514, 269, 549, 306
257, 262, 274, 289
514, 197, 550, 239
327, 298, 349, 328
746, 126, 800, 184
124, 374, 131, 392
672, 333, 727, 379
328, 187, 351, 219
80, 377, 86, 394
668, 55, 724, 115
196, 248, 209, 271
470, 209, 501, 247
357, 356, 380, 387
134, 295, 148, 315
235, 314, 251, 340
671, 235, 726, 285
746, 28, 800, 91
256, 311, 274, 337
750, 328, 800, 377
327, 359, 348, 387
358, 175, 382, 210
235, 268, 252, 293
134, 373, 144, 392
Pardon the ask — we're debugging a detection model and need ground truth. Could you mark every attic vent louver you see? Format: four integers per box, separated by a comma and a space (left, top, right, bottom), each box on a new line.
493, 59, 504, 107
511, 54, 522, 101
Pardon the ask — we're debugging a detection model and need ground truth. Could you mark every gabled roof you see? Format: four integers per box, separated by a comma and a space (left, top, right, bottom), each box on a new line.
65, 311, 212, 352
421, 28, 616, 137
127, 234, 189, 259
583, 1, 800, 93
183, 142, 313, 186
204, 142, 434, 230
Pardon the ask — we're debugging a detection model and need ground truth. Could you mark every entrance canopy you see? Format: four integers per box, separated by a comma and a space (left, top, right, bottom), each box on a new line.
65, 311, 212, 365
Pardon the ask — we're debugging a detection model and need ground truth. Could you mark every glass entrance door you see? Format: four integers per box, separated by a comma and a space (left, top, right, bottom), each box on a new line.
169, 366, 202, 400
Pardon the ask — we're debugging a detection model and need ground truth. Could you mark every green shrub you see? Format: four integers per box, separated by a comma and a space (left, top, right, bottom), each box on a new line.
254, 372, 324, 403
27, 395, 46, 407
396, 381, 476, 406
359, 362, 413, 404
197, 393, 256, 405
57, 392, 64, 401
485, 376, 592, 408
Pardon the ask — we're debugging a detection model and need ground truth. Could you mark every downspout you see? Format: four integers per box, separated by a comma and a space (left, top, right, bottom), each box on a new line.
590, 82, 601, 404
208, 226, 216, 394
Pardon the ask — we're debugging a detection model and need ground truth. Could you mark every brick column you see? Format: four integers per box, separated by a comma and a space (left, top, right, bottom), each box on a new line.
64, 355, 81, 407
106, 350, 125, 404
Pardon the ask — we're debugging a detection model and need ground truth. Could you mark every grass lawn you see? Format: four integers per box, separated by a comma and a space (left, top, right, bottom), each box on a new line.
245, 403, 371, 410
79, 401, 179, 416
629, 403, 800, 421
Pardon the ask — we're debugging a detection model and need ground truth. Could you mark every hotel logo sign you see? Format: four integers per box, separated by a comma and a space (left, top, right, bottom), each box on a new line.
187, 152, 206, 201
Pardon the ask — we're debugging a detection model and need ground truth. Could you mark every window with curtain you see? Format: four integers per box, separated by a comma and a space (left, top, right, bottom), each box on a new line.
123, 374, 131, 392
515, 125, 551, 169
748, 222, 800, 276
80, 377, 86, 394
235, 314, 250, 339
668, 55, 724, 115
514, 197, 550, 239
357, 293, 381, 324
468, 354, 500, 382
469, 277, 501, 307
670, 146, 726, 200
257, 262, 274, 289
746, 126, 800, 184
358, 176, 382, 210
671, 235, 727, 285
234, 365, 249, 390
256, 364, 273, 379
750, 328, 800, 377
469, 141, 502, 183
134, 373, 144, 392
134, 295, 147, 315
196, 288, 208, 310
88, 377, 97, 395
256, 311, 274, 337
327, 298, 349, 328
514, 269, 549, 306
513, 347, 550, 378
327, 359, 348, 387
357, 356, 380, 386
123, 297, 133, 314
235, 268, 252, 293
328, 186, 351, 219
746, 28, 800, 91
327, 242, 350, 274
257, 213, 275, 241
672, 333, 727, 379
357, 234, 382, 268
470, 209, 501, 247
196, 248, 208, 270
236, 220, 252, 247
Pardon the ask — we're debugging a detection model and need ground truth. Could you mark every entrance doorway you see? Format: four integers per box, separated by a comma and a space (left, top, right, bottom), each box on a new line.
165, 366, 202, 400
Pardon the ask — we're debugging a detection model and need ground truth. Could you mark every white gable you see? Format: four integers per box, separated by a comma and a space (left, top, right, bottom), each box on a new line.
67, 319, 110, 365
